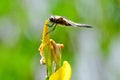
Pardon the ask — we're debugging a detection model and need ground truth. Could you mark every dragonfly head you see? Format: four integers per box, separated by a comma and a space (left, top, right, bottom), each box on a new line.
49, 16, 55, 22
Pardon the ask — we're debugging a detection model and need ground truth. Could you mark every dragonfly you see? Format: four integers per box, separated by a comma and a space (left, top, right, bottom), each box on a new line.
48, 15, 92, 33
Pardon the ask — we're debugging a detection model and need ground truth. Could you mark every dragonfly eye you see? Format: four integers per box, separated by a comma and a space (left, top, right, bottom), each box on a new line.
49, 16, 55, 22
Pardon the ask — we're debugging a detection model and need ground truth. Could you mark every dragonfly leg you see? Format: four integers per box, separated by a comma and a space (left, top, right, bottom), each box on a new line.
46, 24, 57, 35
48, 23, 54, 27
50, 24, 57, 32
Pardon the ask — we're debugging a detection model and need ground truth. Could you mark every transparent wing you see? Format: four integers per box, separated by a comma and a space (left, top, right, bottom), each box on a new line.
75, 23, 92, 28
68, 20, 92, 28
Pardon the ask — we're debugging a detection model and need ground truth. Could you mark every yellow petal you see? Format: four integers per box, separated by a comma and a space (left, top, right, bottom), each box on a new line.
38, 20, 50, 64
50, 39, 64, 64
38, 20, 53, 76
42, 20, 50, 45
49, 61, 72, 80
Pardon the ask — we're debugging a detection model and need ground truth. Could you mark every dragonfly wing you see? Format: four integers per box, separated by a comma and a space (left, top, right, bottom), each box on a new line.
76, 23, 92, 28
65, 18, 92, 28
68, 21, 92, 28
66, 20, 78, 27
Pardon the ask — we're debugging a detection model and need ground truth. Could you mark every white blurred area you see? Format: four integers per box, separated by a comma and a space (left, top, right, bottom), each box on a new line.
74, 29, 120, 80
74, 0, 120, 80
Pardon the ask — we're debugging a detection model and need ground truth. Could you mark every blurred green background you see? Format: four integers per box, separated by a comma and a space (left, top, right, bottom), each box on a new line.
0, 0, 120, 80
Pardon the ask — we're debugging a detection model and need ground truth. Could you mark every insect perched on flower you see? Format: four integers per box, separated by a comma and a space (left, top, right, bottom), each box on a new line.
48, 15, 92, 33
